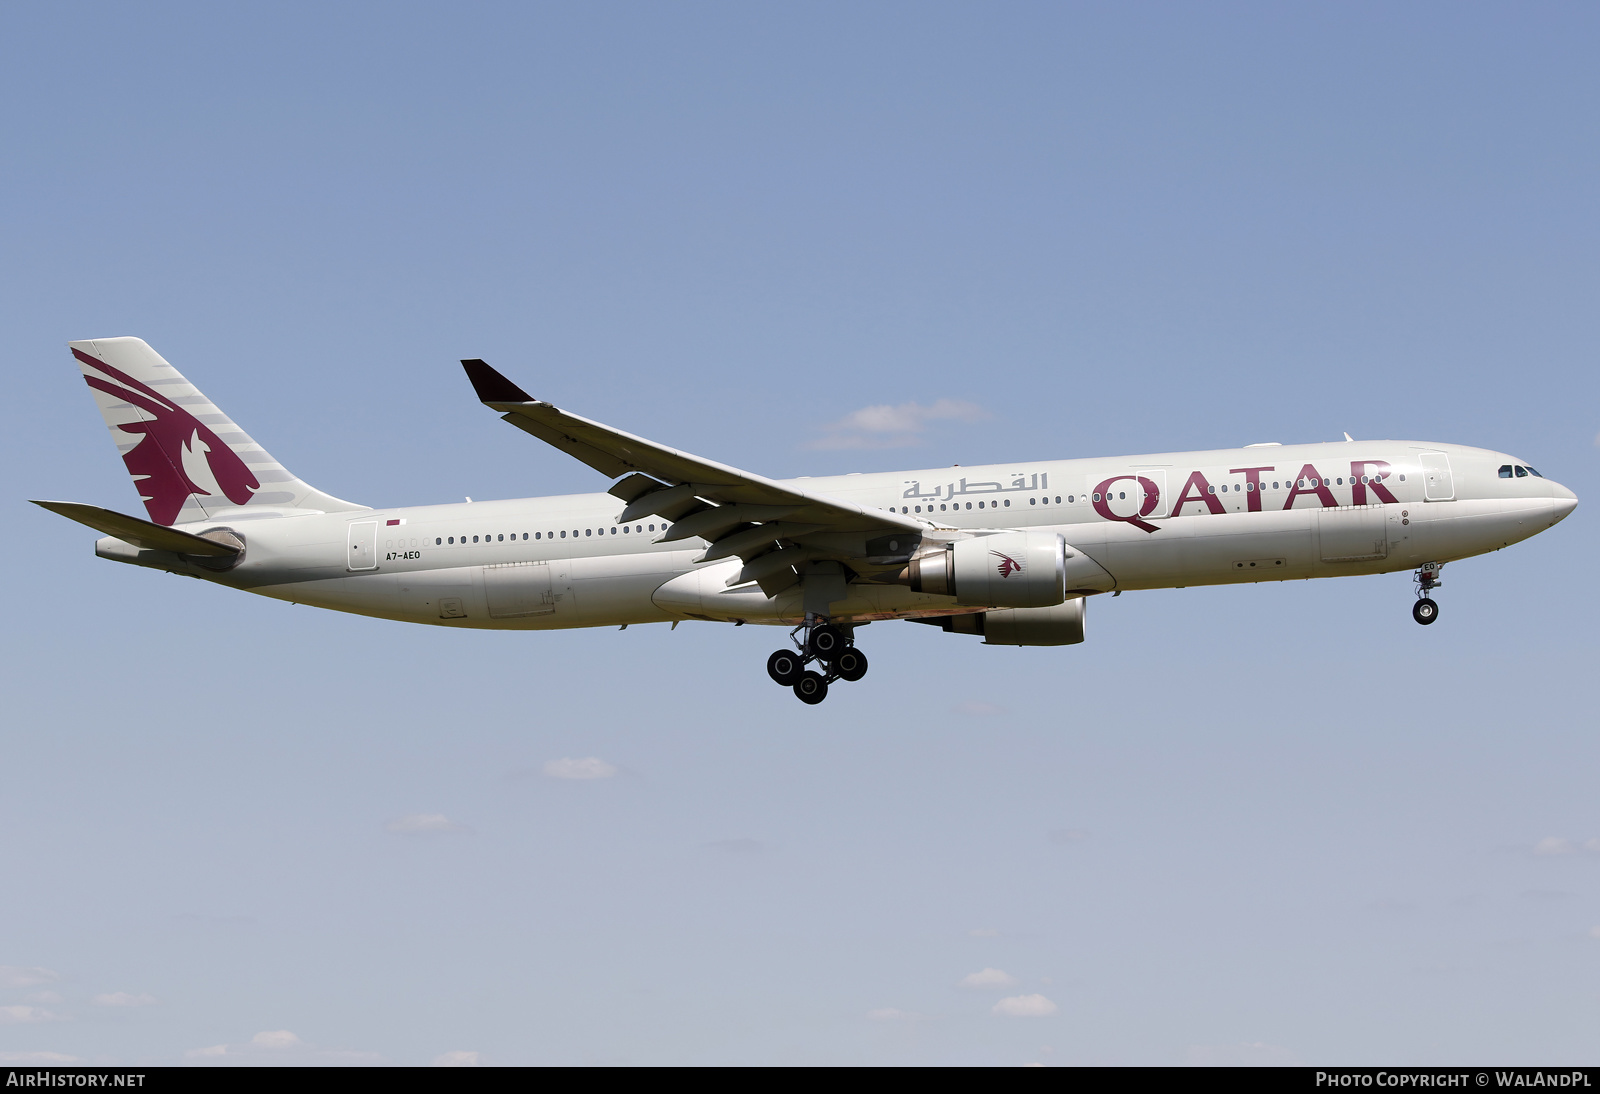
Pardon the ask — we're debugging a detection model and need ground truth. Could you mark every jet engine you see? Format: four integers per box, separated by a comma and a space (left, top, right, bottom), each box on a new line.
917, 597, 1087, 646
899, 531, 1065, 608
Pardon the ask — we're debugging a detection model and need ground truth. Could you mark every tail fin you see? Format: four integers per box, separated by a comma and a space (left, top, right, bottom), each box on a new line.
69, 337, 366, 526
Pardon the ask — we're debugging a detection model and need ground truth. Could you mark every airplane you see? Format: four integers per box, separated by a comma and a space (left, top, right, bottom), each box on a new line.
35, 337, 1578, 705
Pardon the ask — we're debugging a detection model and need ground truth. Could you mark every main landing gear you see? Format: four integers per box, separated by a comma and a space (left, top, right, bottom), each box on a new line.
1412, 563, 1443, 626
765, 618, 868, 705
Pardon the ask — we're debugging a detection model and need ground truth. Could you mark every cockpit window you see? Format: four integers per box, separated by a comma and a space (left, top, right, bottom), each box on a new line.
1514, 465, 1528, 478
1526, 467, 1543, 477
1499, 465, 1514, 478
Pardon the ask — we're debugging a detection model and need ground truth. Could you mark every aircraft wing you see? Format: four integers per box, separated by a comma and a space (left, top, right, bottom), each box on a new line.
462, 360, 931, 595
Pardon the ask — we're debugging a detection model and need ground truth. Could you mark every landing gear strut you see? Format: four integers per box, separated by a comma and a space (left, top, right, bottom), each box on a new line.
765, 616, 868, 704
1412, 563, 1442, 626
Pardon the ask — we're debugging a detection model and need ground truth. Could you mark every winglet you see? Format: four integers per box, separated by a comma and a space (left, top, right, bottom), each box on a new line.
461, 359, 534, 404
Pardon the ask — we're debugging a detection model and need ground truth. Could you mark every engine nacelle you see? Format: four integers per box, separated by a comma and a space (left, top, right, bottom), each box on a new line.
922, 597, 1087, 646
900, 531, 1065, 608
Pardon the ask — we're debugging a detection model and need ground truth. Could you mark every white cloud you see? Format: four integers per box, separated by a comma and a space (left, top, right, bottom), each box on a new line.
993, 994, 1058, 1017
0, 966, 59, 989
251, 1030, 303, 1049
1532, 836, 1600, 857
92, 992, 157, 1008
433, 1050, 482, 1067
542, 757, 617, 780
185, 1045, 228, 1059
0, 1052, 81, 1065
866, 1008, 924, 1021
1185, 1041, 1301, 1066
960, 967, 1020, 990
0, 1005, 62, 1025
384, 813, 471, 835
807, 399, 991, 450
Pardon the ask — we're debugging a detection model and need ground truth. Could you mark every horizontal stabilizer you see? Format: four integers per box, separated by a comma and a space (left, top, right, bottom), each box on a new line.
31, 500, 240, 556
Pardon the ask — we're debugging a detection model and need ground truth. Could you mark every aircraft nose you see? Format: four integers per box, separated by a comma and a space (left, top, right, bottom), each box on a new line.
1548, 481, 1577, 523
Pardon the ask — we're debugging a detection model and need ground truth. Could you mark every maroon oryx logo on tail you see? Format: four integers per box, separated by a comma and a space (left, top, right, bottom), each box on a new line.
991, 551, 1023, 578
74, 348, 260, 526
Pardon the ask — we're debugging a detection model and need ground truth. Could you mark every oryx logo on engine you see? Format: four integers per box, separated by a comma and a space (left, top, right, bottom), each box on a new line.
991, 551, 1023, 578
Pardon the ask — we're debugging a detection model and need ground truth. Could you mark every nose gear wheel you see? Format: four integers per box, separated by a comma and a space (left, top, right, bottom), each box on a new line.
1411, 563, 1443, 626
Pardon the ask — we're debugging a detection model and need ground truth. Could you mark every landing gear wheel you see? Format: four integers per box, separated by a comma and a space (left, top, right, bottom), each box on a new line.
767, 649, 804, 686
1413, 597, 1439, 625
793, 671, 829, 705
808, 623, 846, 660
833, 647, 868, 682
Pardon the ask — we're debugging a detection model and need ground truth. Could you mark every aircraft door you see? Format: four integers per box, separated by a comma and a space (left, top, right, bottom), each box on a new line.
1420, 452, 1455, 501
1137, 470, 1168, 519
347, 521, 378, 571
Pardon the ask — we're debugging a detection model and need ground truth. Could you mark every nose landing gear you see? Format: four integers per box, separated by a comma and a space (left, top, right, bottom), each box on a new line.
765, 616, 868, 704
1412, 563, 1442, 626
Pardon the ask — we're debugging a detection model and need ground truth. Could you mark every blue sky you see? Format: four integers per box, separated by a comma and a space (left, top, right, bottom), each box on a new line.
3, 1, 1597, 1066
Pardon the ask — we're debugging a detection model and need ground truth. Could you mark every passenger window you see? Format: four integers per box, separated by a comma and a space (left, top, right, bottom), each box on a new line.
1499, 465, 1514, 478
965, 502, 972, 509
1003, 499, 1010, 507
1514, 465, 1528, 478
1092, 493, 1102, 502
1067, 495, 1074, 503
1030, 497, 1036, 505
472, 535, 479, 543
435, 538, 441, 545
1055, 496, 1061, 503
560, 531, 566, 538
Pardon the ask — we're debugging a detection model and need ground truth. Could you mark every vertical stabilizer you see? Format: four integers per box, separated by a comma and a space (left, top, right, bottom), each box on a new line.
69, 337, 366, 526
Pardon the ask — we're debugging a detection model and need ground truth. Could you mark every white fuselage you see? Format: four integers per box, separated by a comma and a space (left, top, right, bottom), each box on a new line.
102, 439, 1576, 630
